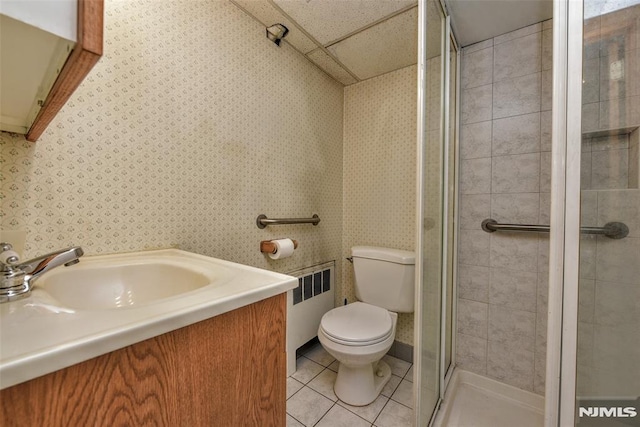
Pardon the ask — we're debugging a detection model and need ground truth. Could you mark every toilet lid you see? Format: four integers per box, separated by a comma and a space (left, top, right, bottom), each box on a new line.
320, 302, 393, 345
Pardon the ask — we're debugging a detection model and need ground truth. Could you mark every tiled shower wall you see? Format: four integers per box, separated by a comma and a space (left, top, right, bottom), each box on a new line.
456, 20, 553, 394
0, 0, 344, 291
577, 5, 640, 397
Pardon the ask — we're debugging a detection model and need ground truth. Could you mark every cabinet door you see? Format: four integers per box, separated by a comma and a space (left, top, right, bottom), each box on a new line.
0, 294, 287, 427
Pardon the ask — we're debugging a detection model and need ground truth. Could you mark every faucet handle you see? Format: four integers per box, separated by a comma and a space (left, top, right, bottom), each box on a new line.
0, 243, 20, 266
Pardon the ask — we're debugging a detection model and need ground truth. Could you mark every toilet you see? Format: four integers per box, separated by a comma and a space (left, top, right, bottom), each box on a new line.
318, 246, 415, 406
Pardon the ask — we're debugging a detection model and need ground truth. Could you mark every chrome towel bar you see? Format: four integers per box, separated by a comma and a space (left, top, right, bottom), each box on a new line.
256, 214, 320, 229
481, 218, 629, 239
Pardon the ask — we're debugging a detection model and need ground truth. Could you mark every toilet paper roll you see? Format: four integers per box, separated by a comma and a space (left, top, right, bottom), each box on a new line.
268, 238, 295, 260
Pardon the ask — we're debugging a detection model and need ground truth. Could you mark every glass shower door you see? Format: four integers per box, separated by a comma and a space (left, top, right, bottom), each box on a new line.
416, 0, 446, 424
575, 0, 640, 423
442, 29, 458, 390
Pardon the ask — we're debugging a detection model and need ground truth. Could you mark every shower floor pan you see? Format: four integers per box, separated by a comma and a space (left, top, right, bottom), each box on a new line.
433, 369, 544, 427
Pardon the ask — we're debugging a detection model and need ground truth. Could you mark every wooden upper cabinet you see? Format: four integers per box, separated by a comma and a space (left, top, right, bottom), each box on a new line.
0, 0, 103, 142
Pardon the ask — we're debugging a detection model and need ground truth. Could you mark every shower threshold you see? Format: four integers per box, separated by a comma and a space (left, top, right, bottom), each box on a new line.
433, 369, 544, 427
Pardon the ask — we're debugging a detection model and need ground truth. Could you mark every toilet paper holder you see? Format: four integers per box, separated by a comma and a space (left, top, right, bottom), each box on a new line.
260, 239, 299, 254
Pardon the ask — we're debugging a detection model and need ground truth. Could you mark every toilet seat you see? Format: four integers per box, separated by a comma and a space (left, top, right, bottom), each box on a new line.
320, 302, 393, 346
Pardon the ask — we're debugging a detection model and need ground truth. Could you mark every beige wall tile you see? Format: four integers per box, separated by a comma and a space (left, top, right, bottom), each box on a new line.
458, 21, 552, 394
491, 193, 540, 225
492, 152, 541, 193
462, 84, 493, 124
459, 194, 491, 231
458, 230, 491, 267
456, 333, 488, 374
458, 264, 490, 303
462, 46, 493, 89
488, 305, 536, 352
492, 112, 540, 156
542, 28, 553, 71
489, 268, 538, 312
493, 32, 541, 82
487, 341, 535, 391
458, 299, 489, 339
460, 157, 492, 194
490, 233, 539, 273
461, 121, 492, 160
493, 73, 541, 119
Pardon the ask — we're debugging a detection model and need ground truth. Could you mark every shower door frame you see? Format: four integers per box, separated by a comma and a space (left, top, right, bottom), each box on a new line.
440, 18, 460, 396
545, 0, 584, 425
414, 0, 443, 423
415, 0, 460, 424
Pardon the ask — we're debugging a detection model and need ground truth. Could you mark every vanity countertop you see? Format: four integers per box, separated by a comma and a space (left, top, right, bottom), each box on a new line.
0, 249, 297, 389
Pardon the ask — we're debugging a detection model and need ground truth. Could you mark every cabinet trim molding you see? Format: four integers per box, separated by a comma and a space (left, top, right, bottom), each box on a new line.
26, 0, 104, 142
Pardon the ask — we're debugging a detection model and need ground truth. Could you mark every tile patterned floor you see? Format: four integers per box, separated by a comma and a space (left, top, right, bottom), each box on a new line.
287, 343, 414, 427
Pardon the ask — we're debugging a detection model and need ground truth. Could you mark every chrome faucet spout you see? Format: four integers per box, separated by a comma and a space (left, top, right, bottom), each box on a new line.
19, 247, 84, 279
0, 244, 84, 303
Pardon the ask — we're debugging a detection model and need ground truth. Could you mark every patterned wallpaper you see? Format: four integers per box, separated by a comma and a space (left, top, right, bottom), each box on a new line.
343, 65, 418, 344
0, 0, 344, 290
1, 0, 425, 349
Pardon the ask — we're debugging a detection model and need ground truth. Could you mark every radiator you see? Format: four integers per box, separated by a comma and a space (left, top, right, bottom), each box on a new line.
286, 261, 335, 376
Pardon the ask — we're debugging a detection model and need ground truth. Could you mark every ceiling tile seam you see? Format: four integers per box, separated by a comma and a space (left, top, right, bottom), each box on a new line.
323, 3, 418, 49
348, 62, 418, 87
265, 0, 361, 82
228, 0, 351, 86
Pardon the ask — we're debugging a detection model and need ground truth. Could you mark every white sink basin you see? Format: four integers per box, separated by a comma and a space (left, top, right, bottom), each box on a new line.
1, 249, 297, 389
38, 262, 213, 310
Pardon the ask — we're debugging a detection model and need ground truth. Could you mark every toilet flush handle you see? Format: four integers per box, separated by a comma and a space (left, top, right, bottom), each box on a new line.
346, 257, 353, 263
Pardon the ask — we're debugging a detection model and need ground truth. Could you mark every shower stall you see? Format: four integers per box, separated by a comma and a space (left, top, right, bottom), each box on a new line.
415, 0, 640, 425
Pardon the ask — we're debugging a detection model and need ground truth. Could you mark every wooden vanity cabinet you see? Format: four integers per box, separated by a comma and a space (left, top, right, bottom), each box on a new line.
0, 293, 287, 427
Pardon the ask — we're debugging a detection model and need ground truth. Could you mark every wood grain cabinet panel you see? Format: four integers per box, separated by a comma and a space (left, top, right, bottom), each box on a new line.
0, 293, 286, 427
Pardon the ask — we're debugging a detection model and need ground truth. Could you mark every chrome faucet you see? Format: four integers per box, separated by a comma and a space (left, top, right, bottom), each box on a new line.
0, 243, 84, 303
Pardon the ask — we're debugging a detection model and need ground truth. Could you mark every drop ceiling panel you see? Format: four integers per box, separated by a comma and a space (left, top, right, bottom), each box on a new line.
231, 0, 318, 53
327, 7, 418, 80
307, 48, 357, 85
446, 0, 553, 47
273, 0, 416, 45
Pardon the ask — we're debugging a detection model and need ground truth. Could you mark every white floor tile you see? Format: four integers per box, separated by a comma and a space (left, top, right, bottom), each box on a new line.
308, 368, 338, 401
287, 377, 304, 399
374, 400, 413, 427
381, 374, 402, 398
405, 365, 414, 382
287, 414, 305, 427
286, 354, 416, 427
391, 379, 414, 409
382, 355, 411, 377
315, 404, 372, 427
303, 343, 336, 367
286, 386, 334, 427
338, 394, 389, 423
292, 356, 325, 384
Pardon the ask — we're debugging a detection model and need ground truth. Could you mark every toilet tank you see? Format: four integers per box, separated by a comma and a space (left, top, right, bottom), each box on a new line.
351, 246, 415, 313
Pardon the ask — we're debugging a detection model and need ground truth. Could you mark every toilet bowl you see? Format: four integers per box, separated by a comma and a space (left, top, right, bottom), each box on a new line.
318, 301, 398, 406
317, 245, 415, 407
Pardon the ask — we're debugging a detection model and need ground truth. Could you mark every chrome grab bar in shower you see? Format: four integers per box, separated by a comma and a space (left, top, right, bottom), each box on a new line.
481, 218, 629, 239
256, 214, 320, 229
